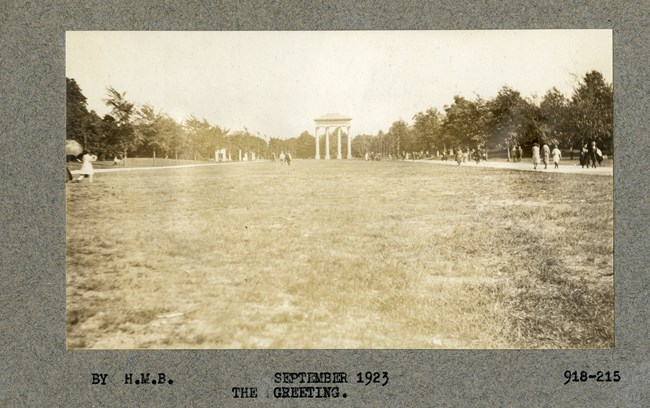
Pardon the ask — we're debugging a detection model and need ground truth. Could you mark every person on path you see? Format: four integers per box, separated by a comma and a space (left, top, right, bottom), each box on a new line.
551, 145, 562, 169
76, 151, 97, 183
532, 143, 541, 170
589, 141, 598, 168
517, 145, 523, 162
596, 147, 603, 166
511, 145, 517, 162
455, 148, 463, 165
580, 143, 588, 168
542, 143, 550, 169
473, 147, 481, 164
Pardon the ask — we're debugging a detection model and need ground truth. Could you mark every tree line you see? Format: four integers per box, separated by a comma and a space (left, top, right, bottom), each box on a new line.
67, 70, 612, 161
67, 78, 268, 161
352, 71, 612, 159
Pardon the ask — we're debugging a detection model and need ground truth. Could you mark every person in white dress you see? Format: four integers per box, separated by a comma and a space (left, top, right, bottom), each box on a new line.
542, 143, 550, 169
531, 143, 540, 170
551, 145, 562, 169
76, 151, 97, 183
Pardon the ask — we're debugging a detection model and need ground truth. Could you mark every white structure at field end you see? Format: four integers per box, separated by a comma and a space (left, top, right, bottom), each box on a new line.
314, 113, 352, 159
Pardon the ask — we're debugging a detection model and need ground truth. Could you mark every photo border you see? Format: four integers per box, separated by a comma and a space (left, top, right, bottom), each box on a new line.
2, 1, 648, 405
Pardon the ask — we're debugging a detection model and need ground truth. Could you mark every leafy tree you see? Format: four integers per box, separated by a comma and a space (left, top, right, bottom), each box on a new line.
133, 104, 185, 160
539, 87, 571, 151
103, 87, 137, 162
442, 96, 488, 150
515, 101, 546, 152
83, 110, 108, 158
387, 119, 411, 157
485, 86, 528, 148
567, 71, 613, 153
184, 116, 228, 160
351, 134, 374, 157
66, 78, 89, 147
412, 108, 443, 155
295, 131, 315, 158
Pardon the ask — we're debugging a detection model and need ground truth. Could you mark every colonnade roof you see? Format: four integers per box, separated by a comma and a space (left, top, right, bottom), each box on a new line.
314, 113, 352, 124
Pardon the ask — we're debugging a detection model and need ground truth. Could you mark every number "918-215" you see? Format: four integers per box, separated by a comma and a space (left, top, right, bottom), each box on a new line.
564, 370, 620, 385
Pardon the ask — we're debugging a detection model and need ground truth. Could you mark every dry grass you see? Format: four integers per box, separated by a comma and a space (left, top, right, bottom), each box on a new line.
66, 160, 613, 349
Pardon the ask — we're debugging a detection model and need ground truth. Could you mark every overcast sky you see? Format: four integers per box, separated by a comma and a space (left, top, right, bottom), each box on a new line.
66, 30, 612, 139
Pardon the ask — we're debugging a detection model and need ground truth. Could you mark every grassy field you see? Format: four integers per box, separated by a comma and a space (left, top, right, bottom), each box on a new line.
66, 160, 613, 349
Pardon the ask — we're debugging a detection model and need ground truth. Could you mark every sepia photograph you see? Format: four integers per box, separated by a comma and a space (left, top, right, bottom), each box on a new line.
65, 30, 613, 350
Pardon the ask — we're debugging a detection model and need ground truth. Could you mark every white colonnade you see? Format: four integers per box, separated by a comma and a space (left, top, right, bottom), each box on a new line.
314, 113, 352, 160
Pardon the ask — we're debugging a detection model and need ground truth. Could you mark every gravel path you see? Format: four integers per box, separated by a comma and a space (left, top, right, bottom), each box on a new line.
414, 158, 613, 175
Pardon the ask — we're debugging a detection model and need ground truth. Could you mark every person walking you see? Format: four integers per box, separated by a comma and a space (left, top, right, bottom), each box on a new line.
473, 147, 481, 164
580, 143, 588, 168
455, 147, 463, 165
517, 145, 523, 162
542, 143, 550, 169
531, 143, 540, 170
589, 141, 598, 168
551, 145, 562, 169
596, 146, 603, 166
76, 151, 97, 183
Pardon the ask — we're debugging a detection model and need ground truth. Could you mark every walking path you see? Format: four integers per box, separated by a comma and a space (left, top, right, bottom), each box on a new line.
414, 158, 613, 176
69, 158, 613, 176
69, 160, 249, 175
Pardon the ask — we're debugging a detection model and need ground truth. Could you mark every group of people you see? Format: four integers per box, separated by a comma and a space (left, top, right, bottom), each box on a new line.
272, 151, 292, 165
531, 143, 562, 170
532, 141, 603, 170
579, 141, 604, 168
452, 147, 487, 165
510, 145, 524, 162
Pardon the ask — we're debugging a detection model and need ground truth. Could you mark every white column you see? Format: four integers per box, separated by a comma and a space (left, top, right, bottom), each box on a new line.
337, 127, 342, 159
346, 126, 352, 159
315, 126, 320, 159
325, 127, 331, 160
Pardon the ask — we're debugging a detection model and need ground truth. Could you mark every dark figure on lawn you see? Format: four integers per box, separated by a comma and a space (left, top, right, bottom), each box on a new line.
589, 141, 598, 168
517, 145, 523, 162
473, 147, 481, 164
580, 143, 589, 168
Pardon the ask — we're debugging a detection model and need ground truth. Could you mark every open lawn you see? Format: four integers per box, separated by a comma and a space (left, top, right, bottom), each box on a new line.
66, 160, 613, 349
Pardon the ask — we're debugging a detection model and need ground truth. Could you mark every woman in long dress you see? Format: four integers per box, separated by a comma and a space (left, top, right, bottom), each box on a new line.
531, 143, 540, 170
551, 145, 562, 169
76, 151, 97, 183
